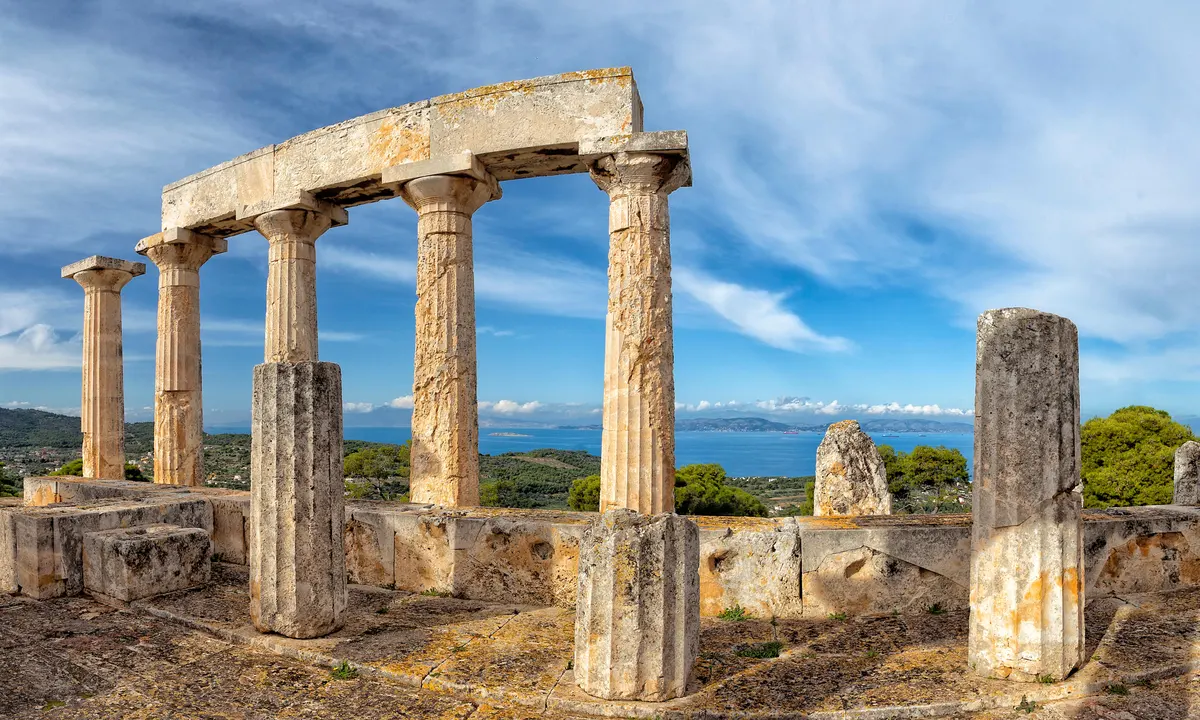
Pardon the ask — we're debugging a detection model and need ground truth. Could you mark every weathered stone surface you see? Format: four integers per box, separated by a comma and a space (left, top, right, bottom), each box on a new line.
23, 476, 183, 506
814, 420, 892, 516
698, 519, 802, 618
592, 152, 689, 514
399, 172, 499, 507
574, 509, 699, 701
1175, 440, 1200, 505
6, 497, 211, 598
82, 523, 211, 602
161, 69, 641, 236
969, 308, 1084, 682
253, 206, 340, 364
136, 229, 226, 486
62, 256, 145, 481
250, 361, 346, 638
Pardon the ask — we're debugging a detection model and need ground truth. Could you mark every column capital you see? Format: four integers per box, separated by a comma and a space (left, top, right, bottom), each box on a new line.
590, 152, 691, 197
387, 152, 501, 214
62, 256, 145, 292
583, 131, 691, 196
136, 229, 228, 272
237, 190, 349, 228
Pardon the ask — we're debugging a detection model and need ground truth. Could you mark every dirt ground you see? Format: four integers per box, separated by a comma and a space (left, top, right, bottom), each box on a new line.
3, 565, 1199, 719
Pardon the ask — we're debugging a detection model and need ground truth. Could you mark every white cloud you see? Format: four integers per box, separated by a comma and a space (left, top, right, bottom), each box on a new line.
480, 399, 544, 414
743, 396, 972, 417
0, 324, 80, 371
675, 268, 850, 353
387, 395, 415, 409
478, 326, 516, 337
343, 402, 375, 413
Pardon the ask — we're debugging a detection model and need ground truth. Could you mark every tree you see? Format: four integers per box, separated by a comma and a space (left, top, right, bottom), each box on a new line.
480, 479, 521, 508
568, 475, 601, 511
776, 479, 816, 517
344, 443, 411, 479
880, 445, 970, 514
124, 463, 148, 482
674, 463, 768, 517
50, 458, 84, 476
0, 461, 20, 497
1082, 406, 1196, 508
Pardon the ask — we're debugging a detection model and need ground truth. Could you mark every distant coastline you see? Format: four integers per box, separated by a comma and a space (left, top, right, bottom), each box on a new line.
489, 432, 532, 437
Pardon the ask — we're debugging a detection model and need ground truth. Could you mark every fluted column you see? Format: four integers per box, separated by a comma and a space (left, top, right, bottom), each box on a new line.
248, 196, 348, 639
968, 308, 1084, 681
62, 256, 145, 480
591, 151, 690, 514
136, 230, 226, 486
397, 170, 499, 508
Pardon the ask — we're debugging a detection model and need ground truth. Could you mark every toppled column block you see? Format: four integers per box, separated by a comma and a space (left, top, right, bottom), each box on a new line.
969, 308, 1084, 682
574, 509, 699, 701
250, 361, 346, 639
815, 420, 891, 516
1175, 441, 1200, 505
83, 523, 211, 602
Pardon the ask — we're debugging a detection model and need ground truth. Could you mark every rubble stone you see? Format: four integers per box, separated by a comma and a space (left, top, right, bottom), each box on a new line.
968, 308, 1084, 682
814, 420, 891, 516
573, 509, 699, 701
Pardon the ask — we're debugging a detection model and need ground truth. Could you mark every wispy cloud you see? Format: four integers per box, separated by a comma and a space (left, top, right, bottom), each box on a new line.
675, 268, 850, 353
480, 399, 544, 415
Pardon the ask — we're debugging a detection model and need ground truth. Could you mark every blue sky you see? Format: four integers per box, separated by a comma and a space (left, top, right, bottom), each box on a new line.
2, 1, 1199, 427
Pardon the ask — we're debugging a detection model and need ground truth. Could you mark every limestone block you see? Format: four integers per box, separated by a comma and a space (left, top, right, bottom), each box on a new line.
8, 497, 212, 599
1175, 441, 1200, 505
0, 508, 15, 594
969, 308, 1084, 682
1084, 505, 1200, 597
82, 524, 211, 602
250, 361, 346, 639
574, 509, 699, 701
345, 504, 401, 587
203, 491, 250, 565
814, 420, 891, 516
698, 520, 802, 618
391, 511, 455, 594
449, 515, 583, 607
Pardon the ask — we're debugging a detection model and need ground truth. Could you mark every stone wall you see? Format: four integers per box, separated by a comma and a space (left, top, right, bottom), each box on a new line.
10, 477, 1200, 617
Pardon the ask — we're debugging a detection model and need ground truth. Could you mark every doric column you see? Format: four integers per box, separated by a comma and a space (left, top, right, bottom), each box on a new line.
387, 155, 500, 508
969, 308, 1084, 681
136, 229, 227, 486
246, 194, 348, 639
574, 133, 697, 703
61, 256, 145, 480
590, 147, 690, 514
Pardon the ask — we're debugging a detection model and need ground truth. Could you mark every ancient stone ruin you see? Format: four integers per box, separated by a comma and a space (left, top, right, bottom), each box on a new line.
6, 69, 1200, 717
814, 419, 891, 516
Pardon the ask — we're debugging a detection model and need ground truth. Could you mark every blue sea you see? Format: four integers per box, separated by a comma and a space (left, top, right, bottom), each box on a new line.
207, 426, 974, 478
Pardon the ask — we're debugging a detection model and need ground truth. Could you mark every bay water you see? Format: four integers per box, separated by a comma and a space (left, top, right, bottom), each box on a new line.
208, 426, 974, 478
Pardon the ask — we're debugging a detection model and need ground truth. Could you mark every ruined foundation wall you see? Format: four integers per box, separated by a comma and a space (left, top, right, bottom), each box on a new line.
8, 479, 1200, 617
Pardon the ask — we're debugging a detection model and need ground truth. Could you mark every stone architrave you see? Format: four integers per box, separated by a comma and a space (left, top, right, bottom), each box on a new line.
574, 509, 699, 701
136, 229, 227, 486
62, 256, 146, 480
391, 156, 500, 508
968, 308, 1084, 682
248, 197, 347, 639
590, 149, 690, 515
1174, 441, 1200, 505
814, 419, 891, 516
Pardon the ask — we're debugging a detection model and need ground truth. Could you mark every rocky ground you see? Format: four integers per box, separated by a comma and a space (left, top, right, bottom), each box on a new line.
2, 567, 1199, 718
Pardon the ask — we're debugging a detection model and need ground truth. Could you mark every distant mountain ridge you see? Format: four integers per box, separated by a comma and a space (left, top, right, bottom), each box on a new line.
0, 408, 154, 451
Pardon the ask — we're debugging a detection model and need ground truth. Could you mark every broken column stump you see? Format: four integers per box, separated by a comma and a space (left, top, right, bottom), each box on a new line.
968, 308, 1084, 681
815, 419, 891, 516
250, 361, 346, 638
574, 509, 699, 701
1175, 441, 1200, 505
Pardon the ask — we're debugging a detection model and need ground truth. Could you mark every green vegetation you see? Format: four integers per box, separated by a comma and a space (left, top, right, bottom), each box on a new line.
726, 475, 813, 515
330, 661, 358, 680
1105, 683, 1129, 696
1037, 674, 1055, 684
717, 605, 751, 622
479, 479, 520, 508
567, 474, 601, 511
827, 612, 848, 621
1082, 406, 1196, 508
0, 462, 19, 497
344, 443, 411, 479
1015, 696, 1039, 714
880, 444, 970, 514
735, 641, 783, 659
925, 603, 945, 615
674, 464, 768, 517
